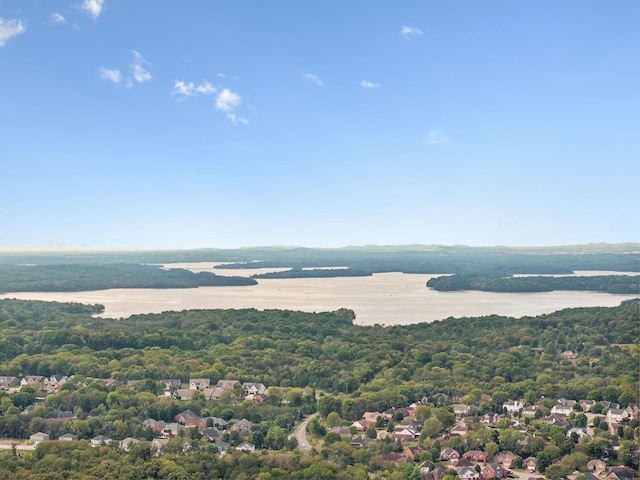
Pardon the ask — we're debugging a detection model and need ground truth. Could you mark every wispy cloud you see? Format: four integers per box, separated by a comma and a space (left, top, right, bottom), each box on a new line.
130, 50, 152, 84
81, 0, 104, 19
99, 67, 122, 83
401, 26, 423, 39
360, 80, 381, 89
424, 130, 450, 145
303, 73, 323, 87
172, 80, 217, 99
51, 13, 67, 24
216, 88, 248, 125
0, 18, 26, 47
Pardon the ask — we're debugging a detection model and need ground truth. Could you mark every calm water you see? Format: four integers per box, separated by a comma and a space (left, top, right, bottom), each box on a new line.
1, 267, 637, 325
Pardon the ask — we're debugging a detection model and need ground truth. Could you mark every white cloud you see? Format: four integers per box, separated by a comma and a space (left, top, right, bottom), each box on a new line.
216, 88, 241, 112
214, 88, 248, 125
99, 67, 122, 83
173, 80, 196, 96
195, 81, 216, 95
81, 0, 104, 19
51, 13, 67, 24
303, 73, 323, 86
424, 130, 450, 145
360, 80, 381, 89
401, 26, 423, 39
226, 113, 249, 125
130, 50, 152, 83
173, 80, 217, 99
0, 18, 26, 47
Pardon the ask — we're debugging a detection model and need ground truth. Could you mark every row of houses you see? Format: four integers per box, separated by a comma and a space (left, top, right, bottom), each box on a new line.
0, 375, 69, 392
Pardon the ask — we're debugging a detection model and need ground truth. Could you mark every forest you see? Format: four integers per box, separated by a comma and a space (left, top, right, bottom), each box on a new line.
0, 297, 638, 479
426, 274, 639, 294
0, 264, 256, 293
0, 244, 637, 294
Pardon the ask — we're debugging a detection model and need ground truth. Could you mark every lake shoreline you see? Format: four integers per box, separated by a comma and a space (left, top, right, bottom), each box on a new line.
1, 271, 637, 326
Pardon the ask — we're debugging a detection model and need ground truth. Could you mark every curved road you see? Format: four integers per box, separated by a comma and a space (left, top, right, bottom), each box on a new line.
291, 412, 319, 454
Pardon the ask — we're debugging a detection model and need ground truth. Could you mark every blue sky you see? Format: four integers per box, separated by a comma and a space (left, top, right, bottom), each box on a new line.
1, 1, 638, 249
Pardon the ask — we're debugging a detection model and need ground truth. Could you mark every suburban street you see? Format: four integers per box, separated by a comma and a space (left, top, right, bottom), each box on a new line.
291, 412, 319, 454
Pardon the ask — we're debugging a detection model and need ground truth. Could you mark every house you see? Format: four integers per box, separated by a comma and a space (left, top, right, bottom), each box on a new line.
606, 467, 636, 480
200, 387, 224, 401
251, 394, 268, 405
90, 435, 112, 447
423, 467, 448, 480
350, 435, 371, 448
522, 405, 537, 417
440, 448, 460, 464
162, 423, 184, 438
0, 376, 20, 389
243, 382, 267, 396
625, 403, 639, 416
481, 413, 502, 424
381, 452, 409, 465
329, 426, 352, 437
566, 427, 588, 439
216, 379, 240, 391
189, 378, 210, 390
29, 432, 49, 445
454, 459, 474, 470
175, 410, 206, 429
216, 441, 230, 454
143, 418, 167, 433
587, 459, 607, 474
458, 467, 480, 480
494, 451, 518, 469
151, 438, 169, 455
162, 379, 182, 392
454, 405, 472, 417
419, 460, 436, 475
47, 375, 69, 389
482, 463, 508, 480
607, 408, 628, 423
551, 399, 577, 416
21, 376, 46, 387
580, 400, 596, 412
58, 433, 78, 441
523, 457, 537, 472
352, 420, 376, 431
503, 400, 524, 413
203, 417, 229, 430
560, 350, 579, 360
101, 379, 121, 388
55, 410, 74, 420
363, 411, 385, 423
202, 427, 221, 442
236, 442, 255, 453
119, 438, 140, 452
451, 420, 469, 436
393, 427, 418, 442
175, 389, 195, 401
463, 450, 487, 463
402, 444, 426, 461
542, 414, 568, 427
230, 418, 252, 435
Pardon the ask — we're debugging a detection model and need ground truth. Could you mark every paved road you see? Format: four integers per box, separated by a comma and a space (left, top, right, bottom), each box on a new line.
291, 412, 319, 454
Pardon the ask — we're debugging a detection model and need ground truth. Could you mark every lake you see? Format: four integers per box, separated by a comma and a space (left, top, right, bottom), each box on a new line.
1, 266, 637, 325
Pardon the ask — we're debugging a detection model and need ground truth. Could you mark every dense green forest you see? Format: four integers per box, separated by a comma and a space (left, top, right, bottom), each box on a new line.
426, 274, 640, 294
0, 264, 256, 293
0, 298, 638, 479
